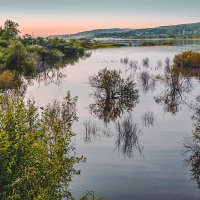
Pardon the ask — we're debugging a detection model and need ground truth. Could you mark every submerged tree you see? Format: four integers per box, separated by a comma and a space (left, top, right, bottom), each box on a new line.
0, 92, 84, 200
139, 71, 156, 93
83, 120, 99, 143
142, 57, 150, 68
89, 97, 137, 124
115, 114, 143, 158
183, 97, 200, 188
141, 111, 156, 127
154, 66, 193, 114
89, 68, 139, 123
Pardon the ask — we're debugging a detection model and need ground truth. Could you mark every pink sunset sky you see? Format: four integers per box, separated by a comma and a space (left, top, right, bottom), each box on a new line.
0, 18, 199, 36
0, 0, 200, 36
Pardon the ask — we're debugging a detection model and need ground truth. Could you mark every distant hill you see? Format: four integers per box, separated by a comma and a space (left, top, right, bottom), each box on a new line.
49, 28, 131, 39
50, 22, 200, 39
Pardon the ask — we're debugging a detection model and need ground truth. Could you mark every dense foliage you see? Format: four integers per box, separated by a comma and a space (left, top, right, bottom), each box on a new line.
0, 20, 85, 79
174, 51, 200, 68
0, 91, 85, 200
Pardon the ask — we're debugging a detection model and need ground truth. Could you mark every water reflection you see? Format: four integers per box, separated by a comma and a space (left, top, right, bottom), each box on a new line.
90, 97, 139, 124
128, 60, 139, 72
142, 57, 150, 68
165, 57, 171, 69
154, 66, 193, 114
124, 60, 139, 72
36, 68, 67, 86
184, 137, 200, 188
115, 114, 143, 158
157, 60, 162, 69
184, 98, 200, 188
83, 120, 111, 143
120, 57, 129, 66
139, 71, 156, 93
141, 111, 157, 127
89, 68, 139, 123
83, 120, 99, 143
177, 68, 200, 79
34, 51, 92, 87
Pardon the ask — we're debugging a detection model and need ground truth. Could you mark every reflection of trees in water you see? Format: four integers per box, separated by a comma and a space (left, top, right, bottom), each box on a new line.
139, 71, 156, 93
0, 51, 91, 90
122, 59, 139, 72
128, 60, 139, 72
141, 111, 156, 127
157, 60, 162, 69
81, 51, 92, 60
154, 66, 193, 114
121, 57, 150, 70
142, 57, 150, 68
36, 68, 67, 86
115, 114, 143, 158
83, 120, 111, 143
83, 120, 99, 143
184, 137, 200, 188
165, 57, 171, 72
120, 57, 129, 66
35, 51, 91, 86
183, 99, 200, 188
89, 68, 139, 123
90, 97, 138, 124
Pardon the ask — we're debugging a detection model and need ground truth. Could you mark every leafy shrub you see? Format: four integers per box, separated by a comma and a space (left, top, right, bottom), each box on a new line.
174, 51, 200, 68
0, 92, 84, 200
0, 70, 18, 89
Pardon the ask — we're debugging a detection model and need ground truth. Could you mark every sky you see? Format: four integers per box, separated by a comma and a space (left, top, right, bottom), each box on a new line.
0, 0, 200, 36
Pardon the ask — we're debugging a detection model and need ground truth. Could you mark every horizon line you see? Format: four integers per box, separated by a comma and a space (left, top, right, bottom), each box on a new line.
49, 20, 200, 37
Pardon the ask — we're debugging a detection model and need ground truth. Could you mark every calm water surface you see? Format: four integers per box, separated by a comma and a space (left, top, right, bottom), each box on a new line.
26, 46, 200, 200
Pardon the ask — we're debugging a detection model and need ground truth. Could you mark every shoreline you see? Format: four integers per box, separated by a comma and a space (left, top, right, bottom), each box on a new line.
95, 37, 200, 41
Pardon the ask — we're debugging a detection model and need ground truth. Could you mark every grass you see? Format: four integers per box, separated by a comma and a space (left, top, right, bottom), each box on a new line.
86, 42, 126, 49
139, 41, 174, 46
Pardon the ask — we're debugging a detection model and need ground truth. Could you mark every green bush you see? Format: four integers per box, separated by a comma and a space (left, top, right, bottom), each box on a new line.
0, 92, 84, 200
174, 51, 200, 68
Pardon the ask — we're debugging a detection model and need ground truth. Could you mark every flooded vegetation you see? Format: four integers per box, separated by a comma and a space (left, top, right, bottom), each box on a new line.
89, 68, 139, 123
2, 0, 200, 197
1, 29, 200, 199
115, 114, 143, 158
154, 66, 193, 114
139, 41, 174, 46
183, 97, 200, 188
67, 46, 200, 200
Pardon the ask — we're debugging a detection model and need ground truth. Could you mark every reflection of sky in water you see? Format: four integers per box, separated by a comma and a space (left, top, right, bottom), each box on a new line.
26, 46, 200, 200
